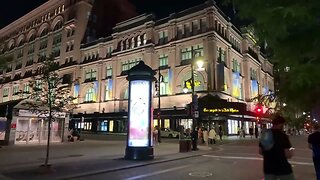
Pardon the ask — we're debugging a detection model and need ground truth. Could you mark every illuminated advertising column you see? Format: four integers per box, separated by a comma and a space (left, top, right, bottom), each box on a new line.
125, 61, 155, 160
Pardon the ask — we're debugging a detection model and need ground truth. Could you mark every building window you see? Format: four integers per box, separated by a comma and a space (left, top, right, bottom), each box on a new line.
217, 47, 226, 63
23, 84, 29, 93
35, 80, 42, 90
159, 54, 168, 67
158, 30, 168, 44
160, 74, 169, 95
3, 88, 9, 97
177, 26, 183, 39
143, 34, 147, 45
106, 65, 112, 78
137, 36, 141, 47
181, 47, 192, 61
13, 86, 19, 95
104, 80, 112, 101
106, 47, 112, 58
85, 87, 95, 102
232, 59, 241, 72
28, 43, 34, 54
39, 39, 48, 50
250, 68, 258, 80
121, 59, 141, 72
85, 69, 97, 81
200, 18, 206, 32
193, 44, 204, 57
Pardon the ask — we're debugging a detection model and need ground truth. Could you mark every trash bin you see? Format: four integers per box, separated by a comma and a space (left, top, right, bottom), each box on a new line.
179, 139, 191, 152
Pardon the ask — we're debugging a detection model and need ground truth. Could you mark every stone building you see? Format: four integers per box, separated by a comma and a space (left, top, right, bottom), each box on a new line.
0, 0, 274, 140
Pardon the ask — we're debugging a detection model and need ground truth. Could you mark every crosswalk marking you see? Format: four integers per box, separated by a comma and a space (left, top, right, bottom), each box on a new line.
203, 155, 313, 166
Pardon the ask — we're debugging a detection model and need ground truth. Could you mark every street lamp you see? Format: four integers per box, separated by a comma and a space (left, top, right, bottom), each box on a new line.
183, 47, 204, 151
157, 66, 164, 127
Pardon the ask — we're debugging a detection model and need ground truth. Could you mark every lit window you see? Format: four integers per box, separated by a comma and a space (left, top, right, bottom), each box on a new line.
85, 88, 95, 102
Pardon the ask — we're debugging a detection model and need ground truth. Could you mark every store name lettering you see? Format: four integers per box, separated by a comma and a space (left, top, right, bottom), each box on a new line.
203, 108, 240, 113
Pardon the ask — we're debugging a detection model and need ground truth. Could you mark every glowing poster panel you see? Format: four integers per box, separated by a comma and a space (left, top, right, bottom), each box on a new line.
128, 80, 150, 147
251, 80, 258, 98
232, 72, 240, 98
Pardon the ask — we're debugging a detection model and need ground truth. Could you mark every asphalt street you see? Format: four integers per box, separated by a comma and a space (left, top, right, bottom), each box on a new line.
71, 136, 315, 180
0, 134, 316, 180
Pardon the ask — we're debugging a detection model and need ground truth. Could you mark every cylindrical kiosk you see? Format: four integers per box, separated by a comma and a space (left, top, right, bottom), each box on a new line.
125, 61, 155, 160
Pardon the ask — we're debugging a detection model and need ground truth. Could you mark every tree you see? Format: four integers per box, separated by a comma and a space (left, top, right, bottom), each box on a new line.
21, 54, 77, 167
229, 0, 320, 109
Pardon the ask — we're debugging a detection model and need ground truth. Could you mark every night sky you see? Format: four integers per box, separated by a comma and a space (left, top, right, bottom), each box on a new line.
0, 0, 217, 29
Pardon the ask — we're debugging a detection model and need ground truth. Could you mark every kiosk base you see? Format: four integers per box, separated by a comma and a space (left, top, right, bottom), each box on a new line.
125, 147, 154, 160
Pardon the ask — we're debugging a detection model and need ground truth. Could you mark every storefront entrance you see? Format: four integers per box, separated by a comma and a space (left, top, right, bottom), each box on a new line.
15, 117, 64, 144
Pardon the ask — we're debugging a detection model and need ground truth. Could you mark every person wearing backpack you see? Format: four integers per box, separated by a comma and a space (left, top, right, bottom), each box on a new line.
308, 123, 320, 180
259, 114, 295, 180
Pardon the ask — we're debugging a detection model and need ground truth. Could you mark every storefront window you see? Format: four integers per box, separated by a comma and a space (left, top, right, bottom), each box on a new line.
99, 120, 108, 131
180, 119, 192, 129
83, 122, 92, 130
109, 120, 114, 132
228, 120, 238, 134
164, 119, 170, 128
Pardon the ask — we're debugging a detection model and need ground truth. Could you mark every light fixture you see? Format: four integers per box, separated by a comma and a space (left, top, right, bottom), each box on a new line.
196, 59, 205, 71
183, 82, 188, 93
282, 103, 286, 107
303, 112, 306, 115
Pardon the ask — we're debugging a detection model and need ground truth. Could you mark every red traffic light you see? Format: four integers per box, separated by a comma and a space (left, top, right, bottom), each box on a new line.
255, 104, 263, 114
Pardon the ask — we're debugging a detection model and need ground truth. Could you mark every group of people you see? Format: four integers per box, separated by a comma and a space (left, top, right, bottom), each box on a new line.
237, 125, 259, 138
259, 114, 320, 180
197, 125, 224, 145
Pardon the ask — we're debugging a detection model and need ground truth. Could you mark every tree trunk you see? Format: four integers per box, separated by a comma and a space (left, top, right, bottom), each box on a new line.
44, 115, 52, 166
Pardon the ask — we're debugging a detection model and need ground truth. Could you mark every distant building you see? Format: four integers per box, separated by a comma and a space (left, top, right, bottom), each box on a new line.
0, 0, 274, 143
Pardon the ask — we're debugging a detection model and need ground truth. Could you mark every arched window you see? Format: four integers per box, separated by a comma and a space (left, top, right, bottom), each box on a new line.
53, 21, 63, 31
143, 34, 147, 45
85, 87, 95, 102
137, 35, 141, 46
123, 40, 126, 50
40, 28, 49, 37
18, 39, 24, 47
28, 34, 36, 42
131, 37, 135, 49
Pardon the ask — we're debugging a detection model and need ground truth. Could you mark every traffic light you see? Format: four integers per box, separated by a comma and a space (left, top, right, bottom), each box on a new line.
255, 104, 263, 115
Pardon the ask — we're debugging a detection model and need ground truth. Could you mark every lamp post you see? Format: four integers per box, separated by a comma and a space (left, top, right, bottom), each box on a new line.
183, 47, 204, 151
156, 66, 164, 143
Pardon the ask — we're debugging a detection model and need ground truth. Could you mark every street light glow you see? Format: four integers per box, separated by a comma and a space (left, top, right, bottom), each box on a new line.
196, 60, 205, 71
303, 112, 306, 115
282, 103, 286, 107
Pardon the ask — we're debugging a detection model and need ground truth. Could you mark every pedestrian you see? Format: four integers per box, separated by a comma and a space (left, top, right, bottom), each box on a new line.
237, 125, 241, 138
198, 128, 203, 144
218, 125, 223, 141
208, 128, 216, 144
255, 125, 259, 138
249, 126, 254, 139
308, 123, 320, 180
259, 114, 295, 180
157, 126, 161, 143
191, 128, 198, 151
153, 126, 159, 145
203, 128, 208, 146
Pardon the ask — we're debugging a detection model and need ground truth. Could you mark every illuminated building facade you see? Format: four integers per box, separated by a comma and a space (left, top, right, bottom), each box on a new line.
0, 1, 274, 136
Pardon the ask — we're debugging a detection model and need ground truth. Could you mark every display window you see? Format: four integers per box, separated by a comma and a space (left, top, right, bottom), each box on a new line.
227, 119, 238, 134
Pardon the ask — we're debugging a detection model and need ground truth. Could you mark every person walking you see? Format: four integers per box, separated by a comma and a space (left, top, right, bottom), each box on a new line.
237, 125, 241, 138
208, 128, 216, 144
259, 114, 295, 180
249, 126, 254, 139
203, 128, 208, 146
308, 123, 320, 180
153, 126, 159, 145
218, 125, 223, 141
255, 125, 259, 138
198, 128, 203, 144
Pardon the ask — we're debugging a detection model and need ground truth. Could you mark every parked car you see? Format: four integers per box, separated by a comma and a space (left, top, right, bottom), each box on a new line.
160, 128, 179, 138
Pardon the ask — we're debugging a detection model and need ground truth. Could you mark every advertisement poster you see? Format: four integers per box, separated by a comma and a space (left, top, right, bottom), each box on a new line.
251, 80, 259, 98
128, 80, 150, 147
0, 118, 6, 140
232, 72, 240, 98
73, 84, 80, 103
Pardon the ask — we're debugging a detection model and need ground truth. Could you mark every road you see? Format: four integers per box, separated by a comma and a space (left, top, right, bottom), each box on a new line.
72, 136, 315, 180
0, 135, 316, 180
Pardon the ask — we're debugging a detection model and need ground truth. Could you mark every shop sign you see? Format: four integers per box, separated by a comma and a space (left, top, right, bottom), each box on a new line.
203, 108, 240, 113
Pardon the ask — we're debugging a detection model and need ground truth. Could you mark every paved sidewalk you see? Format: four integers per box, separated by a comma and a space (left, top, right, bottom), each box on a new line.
0, 139, 219, 180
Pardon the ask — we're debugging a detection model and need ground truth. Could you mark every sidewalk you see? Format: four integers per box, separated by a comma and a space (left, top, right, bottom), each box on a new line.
0, 140, 218, 180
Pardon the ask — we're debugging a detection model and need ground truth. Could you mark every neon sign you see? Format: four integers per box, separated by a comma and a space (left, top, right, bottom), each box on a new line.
203, 108, 240, 113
